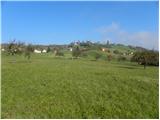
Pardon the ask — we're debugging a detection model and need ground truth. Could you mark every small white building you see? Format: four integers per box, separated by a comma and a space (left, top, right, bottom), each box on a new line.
69, 48, 72, 51
34, 49, 41, 53
130, 52, 134, 55
102, 48, 106, 52
42, 49, 47, 53
1, 48, 5, 51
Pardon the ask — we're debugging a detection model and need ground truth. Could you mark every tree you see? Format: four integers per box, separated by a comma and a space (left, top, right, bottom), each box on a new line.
113, 50, 120, 54
80, 52, 88, 58
7, 40, 24, 55
107, 54, 112, 61
72, 46, 81, 58
24, 44, 34, 60
94, 52, 102, 61
106, 40, 110, 48
117, 55, 126, 61
131, 50, 159, 69
47, 46, 51, 53
7, 40, 16, 55
55, 50, 64, 56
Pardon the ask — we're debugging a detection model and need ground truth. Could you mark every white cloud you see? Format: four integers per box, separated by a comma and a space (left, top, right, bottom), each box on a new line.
98, 22, 158, 50
99, 22, 119, 33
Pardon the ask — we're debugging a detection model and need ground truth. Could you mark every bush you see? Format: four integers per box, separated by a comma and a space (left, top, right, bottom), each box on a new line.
94, 52, 102, 60
72, 46, 81, 58
47, 47, 51, 53
7, 40, 25, 55
24, 44, 34, 60
131, 50, 159, 66
113, 50, 120, 54
80, 52, 88, 58
117, 55, 126, 61
55, 51, 64, 56
107, 54, 112, 61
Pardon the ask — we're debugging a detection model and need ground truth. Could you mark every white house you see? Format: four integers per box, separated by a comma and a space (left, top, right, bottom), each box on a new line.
130, 52, 134, 55
42, 49, 47, 53
69, 48, 72, 51
102, 48, 106, 52
1, 48, 5, 51
34, 49, 41, 53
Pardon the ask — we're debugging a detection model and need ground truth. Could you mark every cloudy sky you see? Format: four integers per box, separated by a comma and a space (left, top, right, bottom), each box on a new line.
2, 1, 158, 50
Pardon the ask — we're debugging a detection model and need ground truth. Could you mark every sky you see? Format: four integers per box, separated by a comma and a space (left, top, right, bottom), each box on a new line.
1, 1, 159, 50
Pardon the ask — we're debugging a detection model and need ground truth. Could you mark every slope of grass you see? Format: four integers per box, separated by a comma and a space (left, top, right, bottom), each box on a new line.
1, 54, 159, 118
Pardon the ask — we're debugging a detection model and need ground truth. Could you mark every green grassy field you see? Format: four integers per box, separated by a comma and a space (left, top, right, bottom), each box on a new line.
1, 53, 159, 118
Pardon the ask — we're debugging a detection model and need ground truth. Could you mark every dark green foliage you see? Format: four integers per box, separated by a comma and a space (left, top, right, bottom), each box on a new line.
54, 47, 64, 56
80, 52, 88, 58
55, 50, 64, 56
106, 40, 110, 48
131, 50, 159, 67
107, 54, 112, 61
24, 52, 31, 60
94, 52, 102, 60
72, 46, 81, 58
7, 40, 25, 55
47, 47, 51, 53
6, 41, 33, 60
24, 44, 34, 60
7, 41, 16, 55
113, 50, 120, 54
118, 55, 126, 61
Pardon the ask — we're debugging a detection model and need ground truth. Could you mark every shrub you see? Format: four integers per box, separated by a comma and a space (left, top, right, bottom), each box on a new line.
24, 44, 34, 60
72, 46, 81, 58
107, 54, 112, 61
55, 51, 64, 56
7, 40, 25, 55
94, 52, 102, 60
113, 50, 120, 54
47, 47, 51, 53
117, 55, 126, 61
80, 52, 88, 58
131, 50, 159, 67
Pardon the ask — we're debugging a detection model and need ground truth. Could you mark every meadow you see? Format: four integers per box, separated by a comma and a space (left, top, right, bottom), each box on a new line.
1, 53, 159, 118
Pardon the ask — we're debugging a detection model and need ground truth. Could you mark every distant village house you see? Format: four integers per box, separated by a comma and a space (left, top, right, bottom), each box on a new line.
101, 48, 110, 53
42, 49, 47, 53
34, 49, 41, 53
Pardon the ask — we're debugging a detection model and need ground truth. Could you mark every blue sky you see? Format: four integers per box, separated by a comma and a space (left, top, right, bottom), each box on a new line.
1, 1, 159, 49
